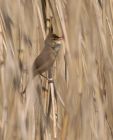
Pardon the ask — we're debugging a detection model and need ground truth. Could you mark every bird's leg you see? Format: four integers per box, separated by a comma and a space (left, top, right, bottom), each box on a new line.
21, 74, 49, 93
40, 74, 54, 83
40, 74, 48, 79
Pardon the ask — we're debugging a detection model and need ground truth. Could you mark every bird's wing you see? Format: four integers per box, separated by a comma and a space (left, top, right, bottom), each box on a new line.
33, 47, 56, 74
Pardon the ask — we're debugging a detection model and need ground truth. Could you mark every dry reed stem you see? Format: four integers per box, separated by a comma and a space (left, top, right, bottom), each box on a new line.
0, 0, 113, 140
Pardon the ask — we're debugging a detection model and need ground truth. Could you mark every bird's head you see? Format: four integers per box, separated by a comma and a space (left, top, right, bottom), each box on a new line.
51, 34, 63, 42
51, 34, 63, 52
45, 33, 63, 52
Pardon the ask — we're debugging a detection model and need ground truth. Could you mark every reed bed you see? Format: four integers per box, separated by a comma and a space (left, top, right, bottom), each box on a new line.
0, 0, 113, 140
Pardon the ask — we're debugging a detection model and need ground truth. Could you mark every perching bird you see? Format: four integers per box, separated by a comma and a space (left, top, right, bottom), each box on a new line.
32, 33, 63, 77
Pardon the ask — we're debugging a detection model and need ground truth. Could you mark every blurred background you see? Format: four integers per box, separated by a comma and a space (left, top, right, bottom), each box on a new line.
0, 0, 113, 140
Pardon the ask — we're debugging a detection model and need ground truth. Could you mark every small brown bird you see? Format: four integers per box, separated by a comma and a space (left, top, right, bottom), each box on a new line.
33, 33, 63, 77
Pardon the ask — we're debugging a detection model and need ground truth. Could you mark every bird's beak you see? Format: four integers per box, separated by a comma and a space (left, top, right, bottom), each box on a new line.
58, 35, 64, 40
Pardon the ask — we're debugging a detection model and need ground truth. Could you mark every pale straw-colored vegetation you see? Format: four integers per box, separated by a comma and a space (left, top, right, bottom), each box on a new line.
0, 0, 113, 140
